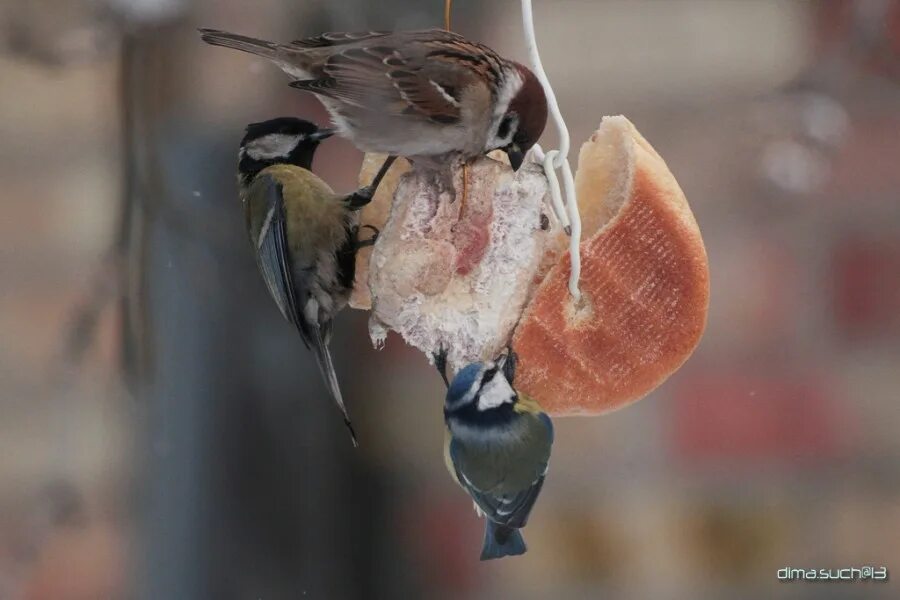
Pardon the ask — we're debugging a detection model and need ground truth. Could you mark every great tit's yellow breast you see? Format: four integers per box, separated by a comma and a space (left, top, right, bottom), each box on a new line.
260, 164, 349, 256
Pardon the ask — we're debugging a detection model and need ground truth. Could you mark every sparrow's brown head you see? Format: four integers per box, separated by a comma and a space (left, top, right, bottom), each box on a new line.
493, 63, 548, 171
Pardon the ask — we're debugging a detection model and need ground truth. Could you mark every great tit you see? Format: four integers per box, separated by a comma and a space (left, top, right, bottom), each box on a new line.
238, 117, 394, 446
440, 351, 554, 560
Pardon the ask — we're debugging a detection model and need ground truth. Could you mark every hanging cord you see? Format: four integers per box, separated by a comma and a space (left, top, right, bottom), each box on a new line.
520, 0, 582, 301
444, 0, 452, 30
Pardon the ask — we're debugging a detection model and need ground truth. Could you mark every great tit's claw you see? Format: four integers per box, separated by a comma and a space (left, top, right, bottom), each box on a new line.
347, 187, 374, 210
354, 224, 380, 249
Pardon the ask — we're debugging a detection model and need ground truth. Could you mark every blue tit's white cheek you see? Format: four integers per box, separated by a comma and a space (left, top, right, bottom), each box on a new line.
245, 133, 301, 160
476, 372, 514, 411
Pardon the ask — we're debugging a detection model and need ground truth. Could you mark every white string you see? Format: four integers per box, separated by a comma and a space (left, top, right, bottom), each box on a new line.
521, 0, 582, 300
529, 144, 568, 233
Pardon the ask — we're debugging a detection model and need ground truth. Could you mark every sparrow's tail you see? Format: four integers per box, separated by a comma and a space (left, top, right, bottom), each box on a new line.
310, 326, 359, 447
198, 28, 281, 61
480, 522, 526, 561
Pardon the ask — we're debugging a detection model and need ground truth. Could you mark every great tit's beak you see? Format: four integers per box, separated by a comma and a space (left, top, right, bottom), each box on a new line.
309, 128, 336, 142
506, 145, 525, 171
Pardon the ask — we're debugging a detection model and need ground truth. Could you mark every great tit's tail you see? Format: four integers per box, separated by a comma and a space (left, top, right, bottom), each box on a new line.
198, 29, 281, 60
480, 522, 526, 561
310, 326, 358, 448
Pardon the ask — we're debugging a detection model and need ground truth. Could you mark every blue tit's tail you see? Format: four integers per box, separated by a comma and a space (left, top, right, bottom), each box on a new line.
480, 522, 526, 561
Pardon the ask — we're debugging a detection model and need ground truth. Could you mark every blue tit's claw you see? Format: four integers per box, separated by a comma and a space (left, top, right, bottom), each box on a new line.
502, 347, 518, 384
434, 346, 450, 388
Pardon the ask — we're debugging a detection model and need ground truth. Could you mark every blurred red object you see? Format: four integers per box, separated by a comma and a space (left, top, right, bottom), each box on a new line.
402, 487, 482, 593
671, 373, 850, 465
22, 522, 126, 600
831, 235, 900, 340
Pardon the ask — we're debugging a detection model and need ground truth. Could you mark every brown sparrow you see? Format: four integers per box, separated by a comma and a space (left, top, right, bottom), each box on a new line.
199, 28, 547, 171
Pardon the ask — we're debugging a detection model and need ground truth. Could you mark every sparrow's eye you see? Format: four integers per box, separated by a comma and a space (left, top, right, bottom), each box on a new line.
497, 115, 516, 142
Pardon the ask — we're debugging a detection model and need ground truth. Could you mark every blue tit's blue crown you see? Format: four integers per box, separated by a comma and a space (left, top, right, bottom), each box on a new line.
445, 361, 520, 433
445, 362, 486, 409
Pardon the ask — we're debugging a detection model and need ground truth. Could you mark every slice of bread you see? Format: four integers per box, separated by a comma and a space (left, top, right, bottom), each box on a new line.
512, 116, 709, 416
350, 154, 411, 310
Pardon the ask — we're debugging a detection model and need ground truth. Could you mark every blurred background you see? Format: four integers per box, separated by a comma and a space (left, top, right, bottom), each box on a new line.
1, 0, 899, 598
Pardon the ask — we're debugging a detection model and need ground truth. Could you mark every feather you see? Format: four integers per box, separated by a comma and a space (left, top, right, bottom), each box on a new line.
245, 172, 357, 445
309, 322, 358, 447
290, 31, 393, 48
247, 176, 299, 325
446, 410, 552, 530
199, 29, 279, 60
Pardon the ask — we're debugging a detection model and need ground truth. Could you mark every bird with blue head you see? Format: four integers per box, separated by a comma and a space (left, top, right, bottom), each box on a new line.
440, 349, 554, 560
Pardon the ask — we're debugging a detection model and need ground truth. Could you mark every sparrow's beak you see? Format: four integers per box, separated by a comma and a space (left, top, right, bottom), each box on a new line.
309, 128, 336, 142
506, 145, 525, 171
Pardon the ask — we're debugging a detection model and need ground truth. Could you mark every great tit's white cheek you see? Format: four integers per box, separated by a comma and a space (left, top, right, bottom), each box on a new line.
477, 373, 514, 411
245, 133, 301, 160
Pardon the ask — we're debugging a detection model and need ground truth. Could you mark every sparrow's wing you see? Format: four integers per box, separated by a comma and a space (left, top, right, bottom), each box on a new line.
290, 31, 393, 47
288, 29, 502, 125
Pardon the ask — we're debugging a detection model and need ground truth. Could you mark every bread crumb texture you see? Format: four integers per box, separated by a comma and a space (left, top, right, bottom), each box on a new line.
367, 156, 562, 374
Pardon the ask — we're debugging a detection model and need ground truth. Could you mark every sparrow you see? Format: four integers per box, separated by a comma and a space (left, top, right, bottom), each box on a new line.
440, 350, 554, 560
200, 28, 548, 171
239, 117, 394, 446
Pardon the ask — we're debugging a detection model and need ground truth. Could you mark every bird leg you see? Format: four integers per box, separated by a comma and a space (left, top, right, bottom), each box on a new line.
460, 160, 469, 217
433, 345, 450, 388
347, 155, 398, 210
353, 224, 380, 249
501, 347, 518, 384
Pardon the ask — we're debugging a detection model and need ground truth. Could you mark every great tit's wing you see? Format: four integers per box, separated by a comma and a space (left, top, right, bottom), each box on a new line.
246, 173, 301, 329
245, 172, 358, 446
246, 172, 324, 348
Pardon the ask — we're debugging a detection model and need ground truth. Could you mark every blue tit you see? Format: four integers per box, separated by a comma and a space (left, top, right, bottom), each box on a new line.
238, 117, 395, 446
441, 351, 554, 560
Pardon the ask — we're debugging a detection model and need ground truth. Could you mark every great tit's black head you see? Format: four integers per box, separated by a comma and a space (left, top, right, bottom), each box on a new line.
238, 117, 334, 181
444, 360, 518, 432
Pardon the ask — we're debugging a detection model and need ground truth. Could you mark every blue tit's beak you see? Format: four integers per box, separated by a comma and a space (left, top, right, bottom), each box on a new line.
506, 144, 525, 171
309, 128, 336, 142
